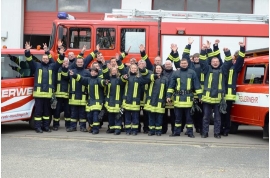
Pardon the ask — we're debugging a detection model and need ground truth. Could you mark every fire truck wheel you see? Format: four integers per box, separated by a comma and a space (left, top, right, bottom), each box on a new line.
263, 114, 269, 139
29, 115, 35, 130
229, 121, 239, 134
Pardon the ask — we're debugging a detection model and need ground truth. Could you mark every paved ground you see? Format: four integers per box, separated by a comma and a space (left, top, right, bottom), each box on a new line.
1, 121, 268, 178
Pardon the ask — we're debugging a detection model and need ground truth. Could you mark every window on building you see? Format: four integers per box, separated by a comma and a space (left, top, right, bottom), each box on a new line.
153, 0, 185, 11
69, 28, 91, 49
187, 0, 218, 12
58, 0, 88, 12
26, 0, 56, 11
244, 65, 265, 84
96, 28, 115, 49
90, 0, 121, 13
120, 28, 146, 53
220, 0, 252, 14
1, 54, 40, 79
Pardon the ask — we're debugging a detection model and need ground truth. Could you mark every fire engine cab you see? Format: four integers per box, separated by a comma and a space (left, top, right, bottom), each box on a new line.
231, 48, 269, 139
1, 49, 46, 129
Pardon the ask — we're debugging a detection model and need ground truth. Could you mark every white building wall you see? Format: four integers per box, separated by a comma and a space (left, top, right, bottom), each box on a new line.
253, 0, 269, 15
121, 0, 152, 10
1, 0, 24, 48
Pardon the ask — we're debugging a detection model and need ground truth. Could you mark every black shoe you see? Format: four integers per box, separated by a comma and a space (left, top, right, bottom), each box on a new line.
169, 133, 180, 137
52, 127, 58, 131
92, 131, 99, 135
114, 132, 121, 135
188, 134, 195, 138
156, 133, 161, 136
162, 131, 167, 134
80, 128, 87, 132
132, 132, 137, 136
35, 128, 43, 133
223, 133, 228, 136
106, 129, 114, 134
43, 128, 51, 132
126, 132, 131, 135
66, 127, 76, 132
143, 130, 149, 134
196, 129, 200, 133
214, 134, 221, 139
148, 133, 155, 136
201, 133, 208, 138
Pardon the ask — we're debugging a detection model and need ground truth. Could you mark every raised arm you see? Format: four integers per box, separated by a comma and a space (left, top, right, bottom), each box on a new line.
199, 44, 209, 75
140, 44, 153, 71
79, 44, 99, 69
168, 43, 180, 69
69, 70, 89, 86
24, 42, 37, 74
221, 48, 233, 75
234, 42, 246, 73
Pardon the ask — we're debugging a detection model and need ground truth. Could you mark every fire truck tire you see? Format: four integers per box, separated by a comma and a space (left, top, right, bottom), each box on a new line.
263, 114, 269, 139
229, 121, 239, 134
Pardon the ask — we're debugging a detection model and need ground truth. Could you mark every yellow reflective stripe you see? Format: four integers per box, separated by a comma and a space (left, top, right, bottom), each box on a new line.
183, 49, 190, 53
175, 124, 181, 127
155, 126, 162, 130
38, 69, 42, 84
71, 119, 77, 122
176, 78, 180, 90
159, 84, 164, 99
149, 82, 154, 96
75, 74, 81, 82
57, 73, 61, 81
142, 54, 148, 60
26, 56, 32, 61
186, 124, 193, 128
48, 54, 52, 58
200, 73, 204, 82
228, 69, 233, 85
53, 118, 60, 121
116, 85, 120, 100
72, 78, 75, 92
208, 51, 215, 57
34, 117, 42, 121
150, 74, 154, 81
225, 56, 232, 61
218, 73, 222, 90
114, 126, 121, 129
125, 125, 131, 128
167, 88, 174, 93
208, 73, 212, 89
187, 78, 191, 90
49, 70, 52, 85
141, 69, 148, 75
131, 125, 138, 129
118, 63, 124, 70
102, 67, 108, 73
124, 83, 128, 95
33, 91, 53, 98
80, 119, 87, 122
239, 51, 245, 57
95, 85, 99, 100
168, 55, 173, 61
43, 116, 50, 120
61, 71, 68, 76
174, 57, 180, 62
109, 126, 115, 129
82, 85, 85, 93
213, 50, 220, 56
57, 58, 63, 64
133, 83, 138, 98
57, 83, 60, 92
69, 94, 87, 105
195, 89, 202, 94
121, 52, 126, 58
149, 126, 155, 129
65, 118, 71, 121
90, 52, 95, 58
200, 55, 207, 60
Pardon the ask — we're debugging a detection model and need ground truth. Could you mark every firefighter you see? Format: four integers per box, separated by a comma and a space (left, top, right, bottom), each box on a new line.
24, 42, 64, 133
69, 63, 108, 134
144, 65, 169, 136
52, 57, 70, 131
199, 41, 233, 139
167, 58, 202, 138
121, 63, 149, 135
221, 42, 246, 136
62, 57, 90, 132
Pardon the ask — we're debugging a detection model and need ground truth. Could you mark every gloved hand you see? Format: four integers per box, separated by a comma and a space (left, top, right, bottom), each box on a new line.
190, 99, 202, 115
98, 109, 105, 122
50, 94, 57, 109
219, 97, 227, 114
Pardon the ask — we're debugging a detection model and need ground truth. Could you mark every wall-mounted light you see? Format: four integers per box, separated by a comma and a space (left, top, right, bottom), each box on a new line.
1, 31, 8, 41
176, 28, 185, 35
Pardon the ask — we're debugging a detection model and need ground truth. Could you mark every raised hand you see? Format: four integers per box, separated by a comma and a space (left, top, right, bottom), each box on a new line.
223, 47, 229, 52
188, 37, 194, 45
171, 44, 178, 52
69, 69, 74, 76
43, 43, 48, 52
215, 39, 220, 45
96, 44, 100, 51
25, 42, 32, 51
139, 44, 145, 52
202, 44, 207, 50
58, 39, 63, 48
239, 42, 245, 47
123, 74, 128, 79
166, 98, 171, 103
81, 45, 87, 53
206, 40, 211, 49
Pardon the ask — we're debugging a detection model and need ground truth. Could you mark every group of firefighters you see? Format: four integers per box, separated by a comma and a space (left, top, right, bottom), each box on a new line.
25, 37, 245, 139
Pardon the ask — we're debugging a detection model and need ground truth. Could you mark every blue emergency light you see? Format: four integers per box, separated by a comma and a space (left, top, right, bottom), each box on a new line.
57, 12, 75, 20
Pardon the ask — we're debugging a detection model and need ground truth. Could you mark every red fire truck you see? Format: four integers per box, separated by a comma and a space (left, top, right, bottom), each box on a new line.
47, 9, 269, 65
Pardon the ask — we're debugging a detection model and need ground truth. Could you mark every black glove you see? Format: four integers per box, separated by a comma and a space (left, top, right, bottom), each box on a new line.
190, 99, 202, 115
219, 97, 227, 114
98, 109, 105, 122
